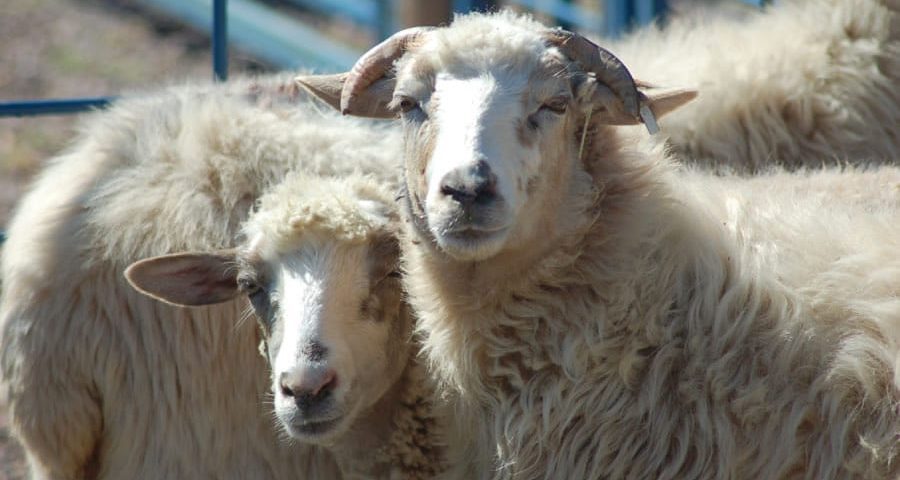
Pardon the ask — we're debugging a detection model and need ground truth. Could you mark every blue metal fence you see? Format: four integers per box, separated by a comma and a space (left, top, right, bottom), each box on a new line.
140, 0, 361, 72
213, 0, 229, 81
0, 97, 115, 117
285, 0, 395, 40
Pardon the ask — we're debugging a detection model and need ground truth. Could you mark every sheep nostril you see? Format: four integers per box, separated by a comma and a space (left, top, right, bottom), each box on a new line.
312, 370, 337, 397
473, 175, 497, 205
440, 161, 498, 207
280, 380, 295, 398
279, 369, 337, 405
440, 184, 476, 204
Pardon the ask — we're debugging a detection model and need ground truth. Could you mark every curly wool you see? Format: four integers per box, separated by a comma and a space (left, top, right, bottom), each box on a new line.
609, 0, 900, 171
369, 357, 446, 480
245, 171, 399, 251
409, 138, 900, 480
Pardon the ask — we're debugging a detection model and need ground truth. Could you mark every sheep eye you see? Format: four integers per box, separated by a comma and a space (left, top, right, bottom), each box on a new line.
394, 95, 421, 114
239, 278, 269, 307
540, 96, 569, 114
238, 277, 260, 294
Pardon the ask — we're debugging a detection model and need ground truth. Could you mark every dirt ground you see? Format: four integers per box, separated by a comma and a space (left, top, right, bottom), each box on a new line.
0, 0, 276, 476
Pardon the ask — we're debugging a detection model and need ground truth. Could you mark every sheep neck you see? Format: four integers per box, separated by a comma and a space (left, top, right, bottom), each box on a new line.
329, 353, 443, 480
402, 125, 708, 473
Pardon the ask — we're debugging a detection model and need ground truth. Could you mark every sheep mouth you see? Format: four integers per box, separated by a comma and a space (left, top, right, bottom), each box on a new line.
285, 415, 344, 439
438, 211, 510, 239
444, 226, 507, 241
433, 224, 510, 261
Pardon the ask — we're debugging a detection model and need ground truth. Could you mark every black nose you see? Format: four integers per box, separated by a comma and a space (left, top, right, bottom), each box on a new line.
280, 369, 337, 412
439, 160, 498, 207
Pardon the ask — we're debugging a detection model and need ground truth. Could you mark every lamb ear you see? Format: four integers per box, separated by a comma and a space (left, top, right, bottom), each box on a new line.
295, 74, 397, 118
588, 80, 697, 127
124, 250, 240, 307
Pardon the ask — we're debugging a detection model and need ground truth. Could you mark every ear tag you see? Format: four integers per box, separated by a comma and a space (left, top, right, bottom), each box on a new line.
640, 104, 659, 135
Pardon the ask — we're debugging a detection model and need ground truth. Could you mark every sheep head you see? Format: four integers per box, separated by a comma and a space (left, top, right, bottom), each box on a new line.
298, 12, 696, 261
125, 174, 410, 445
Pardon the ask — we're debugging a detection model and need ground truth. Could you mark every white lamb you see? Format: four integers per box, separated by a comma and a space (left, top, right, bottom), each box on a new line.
0, 75, 442, 479
609, 0, 900, 171
300, 11, 900, 479
125, 171, 444, 480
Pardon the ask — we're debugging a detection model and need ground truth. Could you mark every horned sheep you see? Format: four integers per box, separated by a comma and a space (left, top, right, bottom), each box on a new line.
0, 75, 443, 479
610, 0, 900, 171
301, 11, 900, 479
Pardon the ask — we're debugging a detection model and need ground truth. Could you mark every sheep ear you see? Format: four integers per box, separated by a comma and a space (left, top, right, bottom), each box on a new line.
295, 74, 397, 119
588, 80, 697, 126
124, 250, 240, 307
369, 233, 402, 283
294, 74, 346, 111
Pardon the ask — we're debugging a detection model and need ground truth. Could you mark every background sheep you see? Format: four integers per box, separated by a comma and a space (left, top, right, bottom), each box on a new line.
125, 171, 444, 479
302, 11, 900, 479
610, 0, 900, 171
0, 75, 411, 478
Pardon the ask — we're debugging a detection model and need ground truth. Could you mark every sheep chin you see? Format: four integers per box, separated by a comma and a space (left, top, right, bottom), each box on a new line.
278, 413, 349, 445
431, 224, 510, 262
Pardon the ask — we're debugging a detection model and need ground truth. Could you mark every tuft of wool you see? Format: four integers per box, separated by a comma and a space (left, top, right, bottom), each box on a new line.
609, 0, 900, 171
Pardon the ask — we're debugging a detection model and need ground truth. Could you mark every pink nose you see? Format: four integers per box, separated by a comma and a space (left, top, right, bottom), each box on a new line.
279, 369, 337, 399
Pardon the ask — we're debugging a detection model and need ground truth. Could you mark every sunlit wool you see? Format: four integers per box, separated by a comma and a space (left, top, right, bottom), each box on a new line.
317, 11, 900, 479
0, 75, 443, 479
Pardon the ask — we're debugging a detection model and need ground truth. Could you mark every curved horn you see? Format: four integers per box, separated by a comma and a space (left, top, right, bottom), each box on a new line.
545, 29, 656, 132
341, 27, 433, 116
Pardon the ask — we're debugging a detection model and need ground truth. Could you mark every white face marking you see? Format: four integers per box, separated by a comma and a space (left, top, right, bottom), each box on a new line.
273, 251, 328, 390
260, 238, 402, 443
422, 73, 545, 260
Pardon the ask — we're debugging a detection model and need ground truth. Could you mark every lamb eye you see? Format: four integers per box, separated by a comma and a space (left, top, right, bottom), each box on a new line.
239, 278, 268, 305
396, 96, 420, 113
540, 96, 569, 114
238, 277, 260, 294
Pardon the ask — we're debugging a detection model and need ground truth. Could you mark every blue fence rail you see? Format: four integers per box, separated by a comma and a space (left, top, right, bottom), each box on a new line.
0, 97, 115, 117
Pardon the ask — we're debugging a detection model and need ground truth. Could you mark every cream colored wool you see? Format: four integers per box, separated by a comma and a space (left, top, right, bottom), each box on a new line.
407, 147, 900, 480
0, 75, 413, 479
608, 0, 900, 171
325, 12, 900, 479
230, 172, 446, 479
